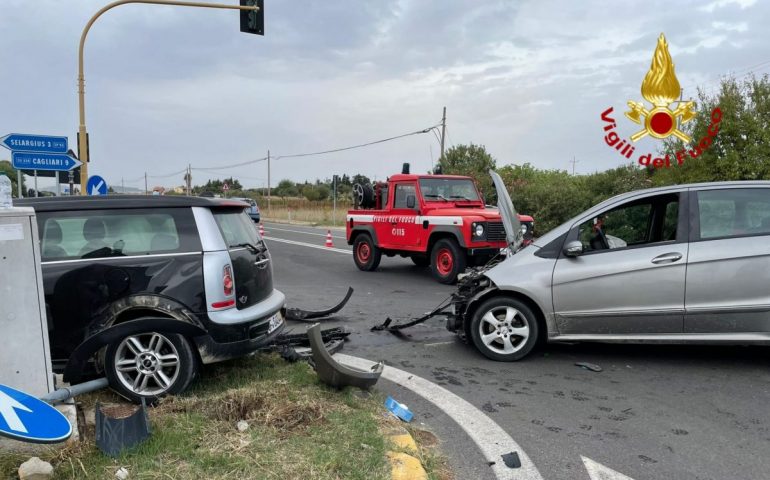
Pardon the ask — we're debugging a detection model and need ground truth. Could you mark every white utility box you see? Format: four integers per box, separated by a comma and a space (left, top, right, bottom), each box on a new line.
0, 207, 53, 397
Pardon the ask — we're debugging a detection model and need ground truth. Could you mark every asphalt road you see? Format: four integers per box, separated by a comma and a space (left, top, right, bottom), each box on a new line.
262, 221, 770, 480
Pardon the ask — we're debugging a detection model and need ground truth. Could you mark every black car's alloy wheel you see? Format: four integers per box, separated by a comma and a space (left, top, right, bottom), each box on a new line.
105, 332, 197, 404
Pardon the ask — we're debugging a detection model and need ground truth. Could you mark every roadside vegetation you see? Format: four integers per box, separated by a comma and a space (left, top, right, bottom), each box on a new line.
0, 354, 447, 480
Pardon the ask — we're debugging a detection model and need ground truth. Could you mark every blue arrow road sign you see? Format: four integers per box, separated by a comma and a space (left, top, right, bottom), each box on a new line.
1, 133, 68, 154
11, 151, 81, 172
0, 384, 72, 444
87, 175, 108, 196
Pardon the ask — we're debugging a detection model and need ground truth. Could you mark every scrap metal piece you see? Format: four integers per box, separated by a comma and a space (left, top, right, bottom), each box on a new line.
371, 296, 453, 333
308, 324, 382, 389
95, 400, 151, 457
575, 362, 603, 372
285, 287, 354, 321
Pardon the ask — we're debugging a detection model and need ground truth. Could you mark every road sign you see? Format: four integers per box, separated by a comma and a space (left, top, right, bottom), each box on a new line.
0, 384, 72, 444
223, 182, 230, 191
1, 133, 68, 154
87, 175, 108, 196
11, 152, 81, 172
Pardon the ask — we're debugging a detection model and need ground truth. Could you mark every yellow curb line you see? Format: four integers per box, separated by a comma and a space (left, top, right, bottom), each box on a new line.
387, 431, 427, 480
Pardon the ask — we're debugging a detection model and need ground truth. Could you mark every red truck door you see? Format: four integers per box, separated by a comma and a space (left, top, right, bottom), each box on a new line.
380, 182, 421, 249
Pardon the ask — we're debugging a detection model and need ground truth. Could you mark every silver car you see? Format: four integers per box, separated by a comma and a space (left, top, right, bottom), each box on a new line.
448, 176, 770, 361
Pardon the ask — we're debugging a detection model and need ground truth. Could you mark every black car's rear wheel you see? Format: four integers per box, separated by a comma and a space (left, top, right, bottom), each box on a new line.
105, 332, 197, 404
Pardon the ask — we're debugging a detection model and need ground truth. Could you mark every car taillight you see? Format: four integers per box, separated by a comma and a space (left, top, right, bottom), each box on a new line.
223, 265, 234, 296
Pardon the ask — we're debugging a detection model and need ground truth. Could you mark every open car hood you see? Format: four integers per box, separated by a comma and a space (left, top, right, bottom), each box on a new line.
489, 169, 523, 251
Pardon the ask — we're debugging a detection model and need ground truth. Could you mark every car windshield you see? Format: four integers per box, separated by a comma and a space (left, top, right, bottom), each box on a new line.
419, 178, 480, 202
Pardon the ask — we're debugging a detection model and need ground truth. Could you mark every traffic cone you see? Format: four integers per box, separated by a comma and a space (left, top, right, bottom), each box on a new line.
259, 224, 265, 237
325, 230, 334, 248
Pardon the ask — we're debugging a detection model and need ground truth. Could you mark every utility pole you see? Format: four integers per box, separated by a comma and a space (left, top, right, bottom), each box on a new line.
332, 174, 337, 226
267, 149, 271, 216
185, 164, 191, 195
570, 156, 579, 175
121, 177, 125, 193
75, 1, 262, 194
440, 106, 447, 161
144, 172, 148, 195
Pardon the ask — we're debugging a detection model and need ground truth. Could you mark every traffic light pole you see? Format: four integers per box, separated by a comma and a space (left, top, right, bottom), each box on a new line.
77, 0, 261, 195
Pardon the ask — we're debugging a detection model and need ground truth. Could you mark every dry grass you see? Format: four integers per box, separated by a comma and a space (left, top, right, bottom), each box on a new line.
261, 197, 350, 226
0, 354, 392, 480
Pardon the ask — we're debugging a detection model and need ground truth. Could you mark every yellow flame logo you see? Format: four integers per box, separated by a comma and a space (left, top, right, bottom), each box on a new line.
625, 34, 696, 142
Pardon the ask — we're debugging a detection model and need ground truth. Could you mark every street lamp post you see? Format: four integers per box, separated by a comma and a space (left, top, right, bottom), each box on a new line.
77, 0, 261, 194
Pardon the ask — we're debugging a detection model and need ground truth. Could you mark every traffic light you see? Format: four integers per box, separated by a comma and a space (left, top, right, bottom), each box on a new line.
240, 0, 264, 36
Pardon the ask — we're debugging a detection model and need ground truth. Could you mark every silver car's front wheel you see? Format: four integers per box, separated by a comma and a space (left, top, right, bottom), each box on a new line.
470, 297, 539, 362
105, 331, 198, 404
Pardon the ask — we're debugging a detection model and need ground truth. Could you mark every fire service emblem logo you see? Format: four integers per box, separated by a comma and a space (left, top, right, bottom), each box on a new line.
625, 34, 696, 143
600, 33, 722, 168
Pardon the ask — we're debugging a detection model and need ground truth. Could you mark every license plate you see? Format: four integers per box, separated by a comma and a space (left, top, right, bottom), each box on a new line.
267, 312, 283, 334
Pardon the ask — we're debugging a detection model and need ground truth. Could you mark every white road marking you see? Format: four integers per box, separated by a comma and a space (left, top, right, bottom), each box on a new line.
336, 354, 544, 480
582, 456, 636, 480
263, 224, 346, 239
264, 236, 352, 255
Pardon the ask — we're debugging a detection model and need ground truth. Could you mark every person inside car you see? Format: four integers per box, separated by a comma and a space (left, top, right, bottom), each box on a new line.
589, 215, 609, 250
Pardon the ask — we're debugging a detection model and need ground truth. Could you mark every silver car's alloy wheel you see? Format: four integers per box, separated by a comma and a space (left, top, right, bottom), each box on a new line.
478, 306, 530, 355
114, 333, 181, 397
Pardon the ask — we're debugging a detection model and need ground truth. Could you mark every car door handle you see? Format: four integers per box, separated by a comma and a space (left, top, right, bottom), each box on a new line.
651, 252, 682, 264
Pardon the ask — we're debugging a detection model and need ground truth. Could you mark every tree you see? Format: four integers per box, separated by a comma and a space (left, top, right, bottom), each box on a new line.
654, 74, 770, 185
439, 143, 497, 202
0, 160, 25, 197
274, 179, 298, 198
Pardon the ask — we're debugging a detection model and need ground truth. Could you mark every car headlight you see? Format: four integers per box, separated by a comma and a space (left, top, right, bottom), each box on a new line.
472, 222, 486, 238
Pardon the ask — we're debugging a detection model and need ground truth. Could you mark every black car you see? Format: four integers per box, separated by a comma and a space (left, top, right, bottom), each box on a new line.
16, 195, 285, 403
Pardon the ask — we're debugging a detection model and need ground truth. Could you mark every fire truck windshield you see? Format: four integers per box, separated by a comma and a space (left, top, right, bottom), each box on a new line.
419, 178, 480, 202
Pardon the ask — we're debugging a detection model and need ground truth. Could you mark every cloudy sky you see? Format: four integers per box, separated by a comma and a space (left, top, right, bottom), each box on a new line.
1, 0, 767, 191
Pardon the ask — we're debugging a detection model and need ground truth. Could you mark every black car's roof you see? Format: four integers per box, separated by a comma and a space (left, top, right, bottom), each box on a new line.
14, 195, 249, 212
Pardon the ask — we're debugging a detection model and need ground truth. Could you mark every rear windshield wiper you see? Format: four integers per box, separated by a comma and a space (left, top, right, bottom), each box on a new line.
449, 195, 473, 201
231, 242, 261, 254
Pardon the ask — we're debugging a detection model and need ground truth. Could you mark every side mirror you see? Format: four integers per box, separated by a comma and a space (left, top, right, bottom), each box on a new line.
563, 240, 583, 257
406, 195, 416, 209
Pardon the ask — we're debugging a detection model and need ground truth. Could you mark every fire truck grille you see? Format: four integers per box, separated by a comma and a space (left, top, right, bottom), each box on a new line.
487, 222, 507, 241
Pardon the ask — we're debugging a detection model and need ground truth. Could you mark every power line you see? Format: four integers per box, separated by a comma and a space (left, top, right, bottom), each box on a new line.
273, 124, 439, 160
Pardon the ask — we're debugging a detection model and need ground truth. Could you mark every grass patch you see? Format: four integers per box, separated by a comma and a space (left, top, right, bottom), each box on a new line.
0, 354, 391, 480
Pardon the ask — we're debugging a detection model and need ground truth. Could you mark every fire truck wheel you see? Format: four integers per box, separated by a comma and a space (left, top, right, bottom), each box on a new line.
353, 234, 381, 271
469, 297, 539, 362
411, 255, 430, 267
430, 238, 466, 284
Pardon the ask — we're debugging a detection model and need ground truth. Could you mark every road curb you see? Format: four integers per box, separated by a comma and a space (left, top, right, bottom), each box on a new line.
386, 428, 427, 480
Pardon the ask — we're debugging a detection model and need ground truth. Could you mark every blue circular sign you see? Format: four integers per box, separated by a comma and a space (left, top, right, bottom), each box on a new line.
0, 384, 73, 444
87, 175, 108, 196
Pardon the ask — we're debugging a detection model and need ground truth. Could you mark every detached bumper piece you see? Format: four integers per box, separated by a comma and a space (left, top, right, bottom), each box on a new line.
262, 326, 350, 361
95, 400, 152, 457
308, 324, 383, 389
285, 287, 354, 322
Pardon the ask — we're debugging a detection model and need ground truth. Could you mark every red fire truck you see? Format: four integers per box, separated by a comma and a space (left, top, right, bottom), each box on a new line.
345, 169, 534, 283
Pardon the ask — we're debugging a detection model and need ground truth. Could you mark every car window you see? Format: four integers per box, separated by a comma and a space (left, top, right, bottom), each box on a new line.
577, 194, 680, 253
394, 184, 417, 209
213, 209, 260, 248
697, 188, 770, 239
40, 212, 181, 260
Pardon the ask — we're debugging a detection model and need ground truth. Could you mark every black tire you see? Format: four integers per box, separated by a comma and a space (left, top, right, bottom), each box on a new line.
469, 297, 539, 362
353, 233, 381, 271
105, 332, 198, 404
411, 255, 430, 267
430, 238, 466, 284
